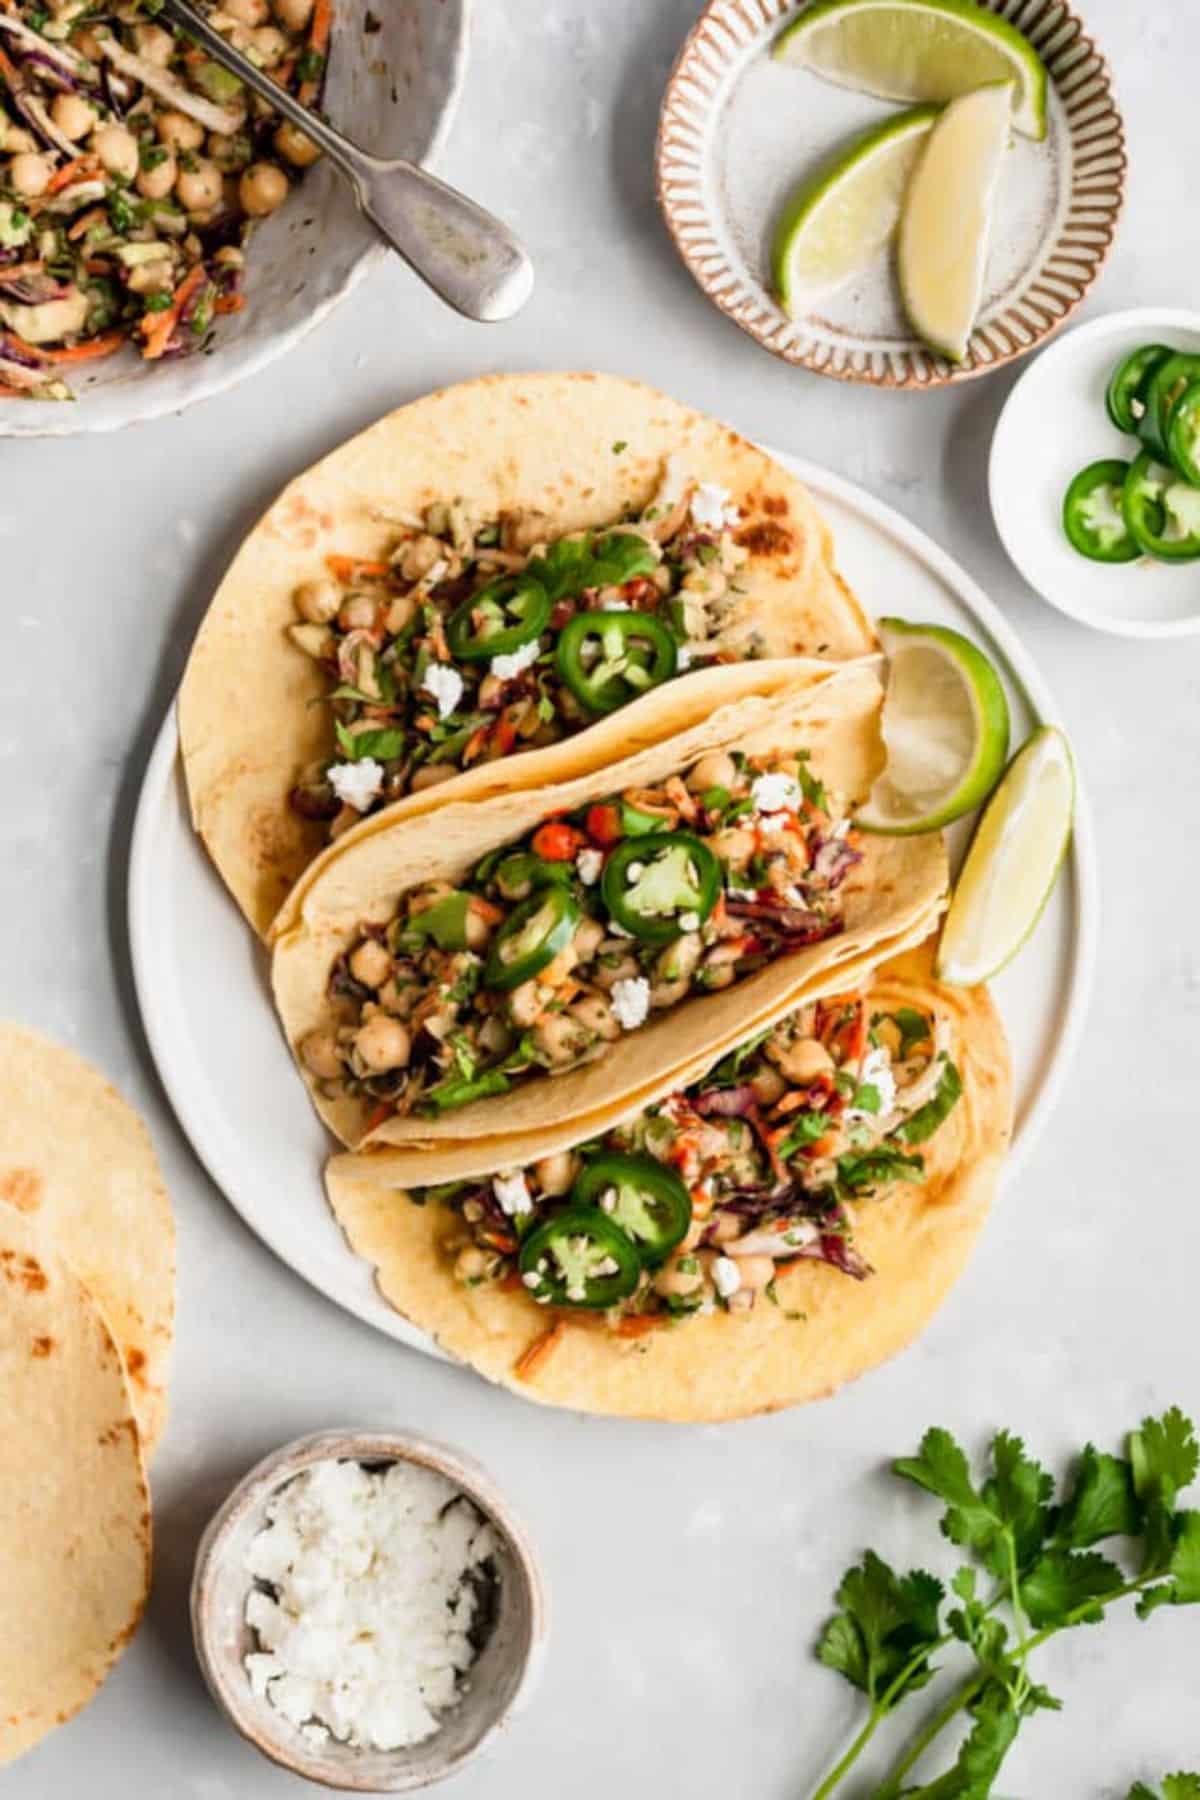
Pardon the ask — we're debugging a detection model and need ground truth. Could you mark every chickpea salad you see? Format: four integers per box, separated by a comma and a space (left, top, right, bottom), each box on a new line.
287, 462, 756, 838
419, 991, 962, 1328
0, 0, 329, 397
298, 746, 863, 1121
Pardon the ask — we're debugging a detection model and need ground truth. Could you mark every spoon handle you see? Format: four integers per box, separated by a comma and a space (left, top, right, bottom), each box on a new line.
155, 0, 533, 322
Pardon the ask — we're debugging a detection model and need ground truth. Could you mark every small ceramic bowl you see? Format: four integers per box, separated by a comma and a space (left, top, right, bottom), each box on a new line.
0, 0, 468, 439
657, 0, 1126, 388
989, 306, 1200, 638
191, 1429, 547, 1791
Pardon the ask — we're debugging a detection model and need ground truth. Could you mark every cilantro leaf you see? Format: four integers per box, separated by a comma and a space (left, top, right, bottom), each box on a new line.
895, 1429, 1001, 1556
895, 1430, 1052, 1579
876, 1005, 933, 1058
901, 1681, 1022, 1799
1130, 1780, 1200, 1800
983, 1431, 1055, 1571
1056, 1444, 1139, 1547
853, 1082, 882, 1115
334, 721, 407, 763
1019, 1548, 1123, 1628
1136, 1511, 1200, 1618
816, 1550, 943, 1708
836, 1145, 924, 1195
526, 530, 656, 602
1130, 1409, 1200, 1575
893, 1059, 963, 1146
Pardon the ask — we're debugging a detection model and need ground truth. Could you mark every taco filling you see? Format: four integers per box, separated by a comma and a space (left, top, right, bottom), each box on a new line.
297, 746, 863, 1120
409, 991, 962, 1327
286, 461, 759, 837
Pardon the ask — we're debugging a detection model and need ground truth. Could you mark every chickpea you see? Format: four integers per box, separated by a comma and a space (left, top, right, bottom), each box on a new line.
382, 592, 416, 636
273, 0, 314, 29
507, 981, 544, 1029
349, 937, 391, 990
93, 124, 139, 182
337, 592, 377, 631
709, 826, 756, 869
299, 1029, 342, 1081
749, 1064, 787, 1106
136, 149, 177, 201
248, 23, 289, 64
49, 93, 96, 142
532, 1013, 588, 1066
573, 917, 606, 961
294, 577, 341, 625
207, 129, 252, 172
274, 120, 321, 168
729, 1253, 776, 1292
71, 24, 106, 61
354, 1014, 411, 1074
654, 1256, 705, 1300
567, 994, 620, 1041
686, 752, 737, 795
176, 158, 224, 215
532, 1151, 579, 1198
682, 564, 728, 602
397, 533, 445, 583
539, 942, 578, 988
157, 109, 206, 153
132, 22, 174, 63
239, 159, 289, 217
453, 1244, 491, 1284
654, 932, 702, 985
225, 0, 269, 21
410, 763, 456, 792
765, 1036, 834, 1084
1, 126, 36, 154
9, 152, 51, 198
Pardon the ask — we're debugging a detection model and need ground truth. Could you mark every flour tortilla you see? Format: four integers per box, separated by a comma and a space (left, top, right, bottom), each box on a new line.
325, 942, 1012, 1422
272, 660, 949, 1150
0, 1208, 151, 1763
0, 1025, 175, 1457
179, 372, 875, 938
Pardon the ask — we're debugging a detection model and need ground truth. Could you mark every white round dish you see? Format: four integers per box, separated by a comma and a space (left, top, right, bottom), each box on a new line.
0, 0, 468, 439
989, 306, 1200, 637
128, 450, 1097, 1355
191, 1429, 547, 1791
656, 0, 1126, 388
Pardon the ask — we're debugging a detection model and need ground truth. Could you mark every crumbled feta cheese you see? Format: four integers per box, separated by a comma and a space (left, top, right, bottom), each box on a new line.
242, 1458, 496, 1752
420, 662, 464, 720
493, 1170, 533, 1217
489, 638, 540, 682
690, 482, 740, 531
576, 847, 604, 886
327, 758, 384, 813
713, 1256, 742, 1299
849, 1047, 897, 1120
752, 771, 801, 815
611, 976, 651, 1031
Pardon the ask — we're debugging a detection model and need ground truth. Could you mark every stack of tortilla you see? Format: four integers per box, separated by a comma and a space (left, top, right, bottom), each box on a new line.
177, 372, 1012, 1421
0, 1027, 175, 1765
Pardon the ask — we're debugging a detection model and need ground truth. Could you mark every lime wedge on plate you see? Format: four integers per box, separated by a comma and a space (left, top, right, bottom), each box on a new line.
898, 82, 1013, 362
937, 726, 1075, 987
856, 618, 1010, 834
772, 106, 937, 311
773, 0, 1048, 141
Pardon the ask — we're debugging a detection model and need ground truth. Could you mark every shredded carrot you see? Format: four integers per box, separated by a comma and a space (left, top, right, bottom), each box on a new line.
45, 154, 99, 196
363, 1101, 392, 1135
469, 896, 505, 925
498, 1272, 526, 1293
139, 263, 205, 361
0, 45, 22, 84
0, 380, 30, 397
67, 206, 107, 241
0, 329, 47, 363
514, 1320, 566, 1382
309, 0, 332, 57
214, 293, 245, 315
41, 330, 127, 366
0, 258, 44, 277
325, 554, 390, 583
613, 1314, 668, 1340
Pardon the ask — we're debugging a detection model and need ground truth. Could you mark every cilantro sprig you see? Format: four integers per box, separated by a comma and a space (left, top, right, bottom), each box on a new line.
811, 1408, 1200, 1799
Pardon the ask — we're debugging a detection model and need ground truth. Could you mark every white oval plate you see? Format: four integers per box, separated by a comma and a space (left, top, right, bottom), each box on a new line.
990, 306, 1200, 638
129, 451, 1097, 1355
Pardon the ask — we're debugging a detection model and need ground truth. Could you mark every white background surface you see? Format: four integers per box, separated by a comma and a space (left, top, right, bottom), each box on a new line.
3, 2, 1196, 1795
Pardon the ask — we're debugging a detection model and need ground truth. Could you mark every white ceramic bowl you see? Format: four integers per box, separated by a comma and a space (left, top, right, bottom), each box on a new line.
989, 306, 1200, 638
191, 1429, 547, 1791
0, 0, 468, 438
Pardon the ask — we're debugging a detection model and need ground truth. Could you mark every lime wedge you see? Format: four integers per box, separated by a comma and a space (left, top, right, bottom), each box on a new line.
897, 82, 1012, 362
772, 106, 937, 311
936, 726, 1074, 987
773, 0, 1047, 141
856, 618, 1010, 835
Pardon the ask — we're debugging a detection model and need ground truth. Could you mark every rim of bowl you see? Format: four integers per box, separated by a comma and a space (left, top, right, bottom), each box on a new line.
988, 304, 1200, 639
0, 0, 471, 439
190, 1428, 548, 1792
655, 0, 1127, 389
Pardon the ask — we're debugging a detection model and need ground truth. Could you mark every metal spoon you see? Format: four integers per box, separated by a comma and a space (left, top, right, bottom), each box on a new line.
152, 0, 533, 323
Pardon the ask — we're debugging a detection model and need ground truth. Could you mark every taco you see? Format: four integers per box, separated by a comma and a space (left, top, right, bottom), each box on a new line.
0, 1024, 175, 1457
0, 1207, 151, 1764
325, 943, 1011, 1421
179, 373, 875, 938
273, 661, 949, 1151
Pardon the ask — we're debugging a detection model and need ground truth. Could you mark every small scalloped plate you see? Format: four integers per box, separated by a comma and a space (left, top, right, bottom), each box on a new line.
657, 0, 1126, 388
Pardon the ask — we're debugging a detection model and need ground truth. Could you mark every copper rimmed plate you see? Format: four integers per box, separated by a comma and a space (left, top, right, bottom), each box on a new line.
657, 0, 1126, 387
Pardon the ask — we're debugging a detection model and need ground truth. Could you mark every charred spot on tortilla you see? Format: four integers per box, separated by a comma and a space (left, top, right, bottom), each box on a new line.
31, 1336, 54, 1358
0, 1167, 43, 1212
